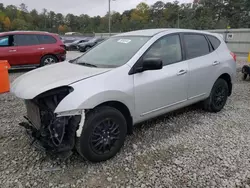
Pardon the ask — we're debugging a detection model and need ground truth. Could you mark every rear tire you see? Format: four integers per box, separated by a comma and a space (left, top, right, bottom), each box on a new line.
76, 106, 127, 162
40, 55, 58, 66
203, 78, 229, 113
242, 74, 248, 80
242, 65, 250, 80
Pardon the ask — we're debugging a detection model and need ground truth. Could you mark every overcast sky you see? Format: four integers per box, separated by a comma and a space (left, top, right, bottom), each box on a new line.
3, 0, 192, 16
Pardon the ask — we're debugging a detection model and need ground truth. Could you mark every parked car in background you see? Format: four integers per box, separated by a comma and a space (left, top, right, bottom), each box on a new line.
65, 32, 83, 36
0, 31, 66, 68
11, 29, 236, 163
65, 38, 91, 51
78, 37, 105, 52
62, 38, 75, 44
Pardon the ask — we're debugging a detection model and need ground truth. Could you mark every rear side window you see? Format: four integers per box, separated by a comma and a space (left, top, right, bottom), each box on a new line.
14, 34, 39, 46
0, 36, 9, 47
207, 35, 221, 50
184, 34, 210, 59
37, 35, 57, 44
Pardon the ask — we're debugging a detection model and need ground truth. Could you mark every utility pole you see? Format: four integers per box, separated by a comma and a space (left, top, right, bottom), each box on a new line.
108, 0, 111, 36
177, 7, 180, 28
108, 0, 116, 36
178, 12, 180, 28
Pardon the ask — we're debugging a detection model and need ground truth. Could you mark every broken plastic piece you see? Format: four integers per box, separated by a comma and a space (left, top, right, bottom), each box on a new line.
76, 110, 85, 137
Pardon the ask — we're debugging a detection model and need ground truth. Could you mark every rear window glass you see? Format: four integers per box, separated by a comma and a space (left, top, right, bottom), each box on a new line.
37, 35, 57, 44
14, 34, 39, 46
207, 35, 221, 50
184, 34, 210, 59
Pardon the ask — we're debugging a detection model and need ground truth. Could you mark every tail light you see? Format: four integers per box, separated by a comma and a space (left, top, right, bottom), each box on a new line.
60, 45, 67, 53
230, 52, 236, 62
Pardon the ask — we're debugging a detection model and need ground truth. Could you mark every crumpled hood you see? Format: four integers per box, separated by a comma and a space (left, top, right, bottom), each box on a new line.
10, 61, 111, 99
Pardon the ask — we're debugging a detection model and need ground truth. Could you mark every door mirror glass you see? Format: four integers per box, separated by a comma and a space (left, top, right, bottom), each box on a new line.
136, 58, 163, 72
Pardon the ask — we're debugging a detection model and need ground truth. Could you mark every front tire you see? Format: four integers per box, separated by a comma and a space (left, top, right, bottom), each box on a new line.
76, 106, 127, 162
203, 78, 229, 112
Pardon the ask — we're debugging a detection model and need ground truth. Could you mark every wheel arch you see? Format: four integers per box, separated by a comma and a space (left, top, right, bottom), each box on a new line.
218, 73, 232, 96
41, 54, 59, 62
94, 101, 133, 135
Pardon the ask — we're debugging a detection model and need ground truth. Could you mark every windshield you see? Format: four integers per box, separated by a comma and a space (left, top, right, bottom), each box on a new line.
73, 36, 150, 68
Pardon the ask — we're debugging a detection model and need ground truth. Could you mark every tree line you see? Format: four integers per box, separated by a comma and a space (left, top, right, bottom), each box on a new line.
0, 0, 249, 34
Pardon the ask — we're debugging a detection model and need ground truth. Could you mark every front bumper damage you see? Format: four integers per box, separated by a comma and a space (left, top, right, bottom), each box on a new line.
19, 86, 83, 159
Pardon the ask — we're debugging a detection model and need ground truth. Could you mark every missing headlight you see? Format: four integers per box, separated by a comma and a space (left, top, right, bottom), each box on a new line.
21, 86, 80, 159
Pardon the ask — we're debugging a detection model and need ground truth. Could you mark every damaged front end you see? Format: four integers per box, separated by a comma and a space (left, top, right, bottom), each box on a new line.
20, 86, 81, 159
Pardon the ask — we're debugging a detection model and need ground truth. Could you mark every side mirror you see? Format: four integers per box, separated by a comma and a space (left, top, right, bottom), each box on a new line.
136, 58, 163, 73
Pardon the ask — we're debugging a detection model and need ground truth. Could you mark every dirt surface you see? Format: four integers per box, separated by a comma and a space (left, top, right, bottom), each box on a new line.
1, 67, 250, 188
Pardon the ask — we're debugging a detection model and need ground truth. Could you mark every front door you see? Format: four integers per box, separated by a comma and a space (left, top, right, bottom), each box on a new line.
0, 35, 18, 65
133, 34, 188, 120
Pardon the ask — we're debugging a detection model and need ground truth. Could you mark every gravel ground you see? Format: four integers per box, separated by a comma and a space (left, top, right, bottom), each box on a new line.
1, 67, 250, 188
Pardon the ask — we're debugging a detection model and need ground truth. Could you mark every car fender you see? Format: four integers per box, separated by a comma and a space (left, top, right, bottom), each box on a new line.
54, 89, 134, 116
85, 90, 133, 111
208, 62, 236, 94
54, 64, 134, 116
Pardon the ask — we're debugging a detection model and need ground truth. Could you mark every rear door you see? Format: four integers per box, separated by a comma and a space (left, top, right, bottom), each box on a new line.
0, 35, 19, 65
182, 33, 221, 100
13, 34, 42, 65
36, 34, 58, 53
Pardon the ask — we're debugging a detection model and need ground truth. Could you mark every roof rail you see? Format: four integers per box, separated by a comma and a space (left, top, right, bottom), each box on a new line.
9, 30, 50, 33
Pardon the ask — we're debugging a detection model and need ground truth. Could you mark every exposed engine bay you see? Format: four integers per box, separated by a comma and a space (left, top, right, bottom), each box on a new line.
19, 86, 81, 159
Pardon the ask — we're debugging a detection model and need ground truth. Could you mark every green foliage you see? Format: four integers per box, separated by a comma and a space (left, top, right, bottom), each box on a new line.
11, 19, 29, 30
0, 0, 249, 33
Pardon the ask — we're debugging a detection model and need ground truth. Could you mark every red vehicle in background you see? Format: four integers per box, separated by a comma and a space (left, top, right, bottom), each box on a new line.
0, 31, 66, 68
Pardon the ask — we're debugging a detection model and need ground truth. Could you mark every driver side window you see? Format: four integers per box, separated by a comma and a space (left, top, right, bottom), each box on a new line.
144, 34, 182, 66
0, 36, 10, 47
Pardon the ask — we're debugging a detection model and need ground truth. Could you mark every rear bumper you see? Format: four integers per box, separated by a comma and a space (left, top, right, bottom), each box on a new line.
57, 54, 66, 62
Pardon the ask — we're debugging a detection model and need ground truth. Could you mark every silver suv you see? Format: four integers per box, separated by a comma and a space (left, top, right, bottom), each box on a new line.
11, 29, 236, 162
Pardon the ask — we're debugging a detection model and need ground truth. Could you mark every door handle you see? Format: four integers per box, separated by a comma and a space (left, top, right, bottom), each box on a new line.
38, 47, 45, 50
213, 61, 220, 66
9, 49, 16, 52
177, 70, 187, 76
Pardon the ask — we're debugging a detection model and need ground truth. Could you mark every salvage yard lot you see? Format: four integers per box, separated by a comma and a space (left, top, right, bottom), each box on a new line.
1, 55, 250, 187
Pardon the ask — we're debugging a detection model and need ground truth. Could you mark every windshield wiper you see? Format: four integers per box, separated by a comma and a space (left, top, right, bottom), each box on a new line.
77, 62, 97, 67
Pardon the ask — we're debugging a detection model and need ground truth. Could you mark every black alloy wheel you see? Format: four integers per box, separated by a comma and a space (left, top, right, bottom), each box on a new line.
76, 106, 127, 162
203, 78, 229, 112
90, 118, 120, 155
211, 83, 228, 110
